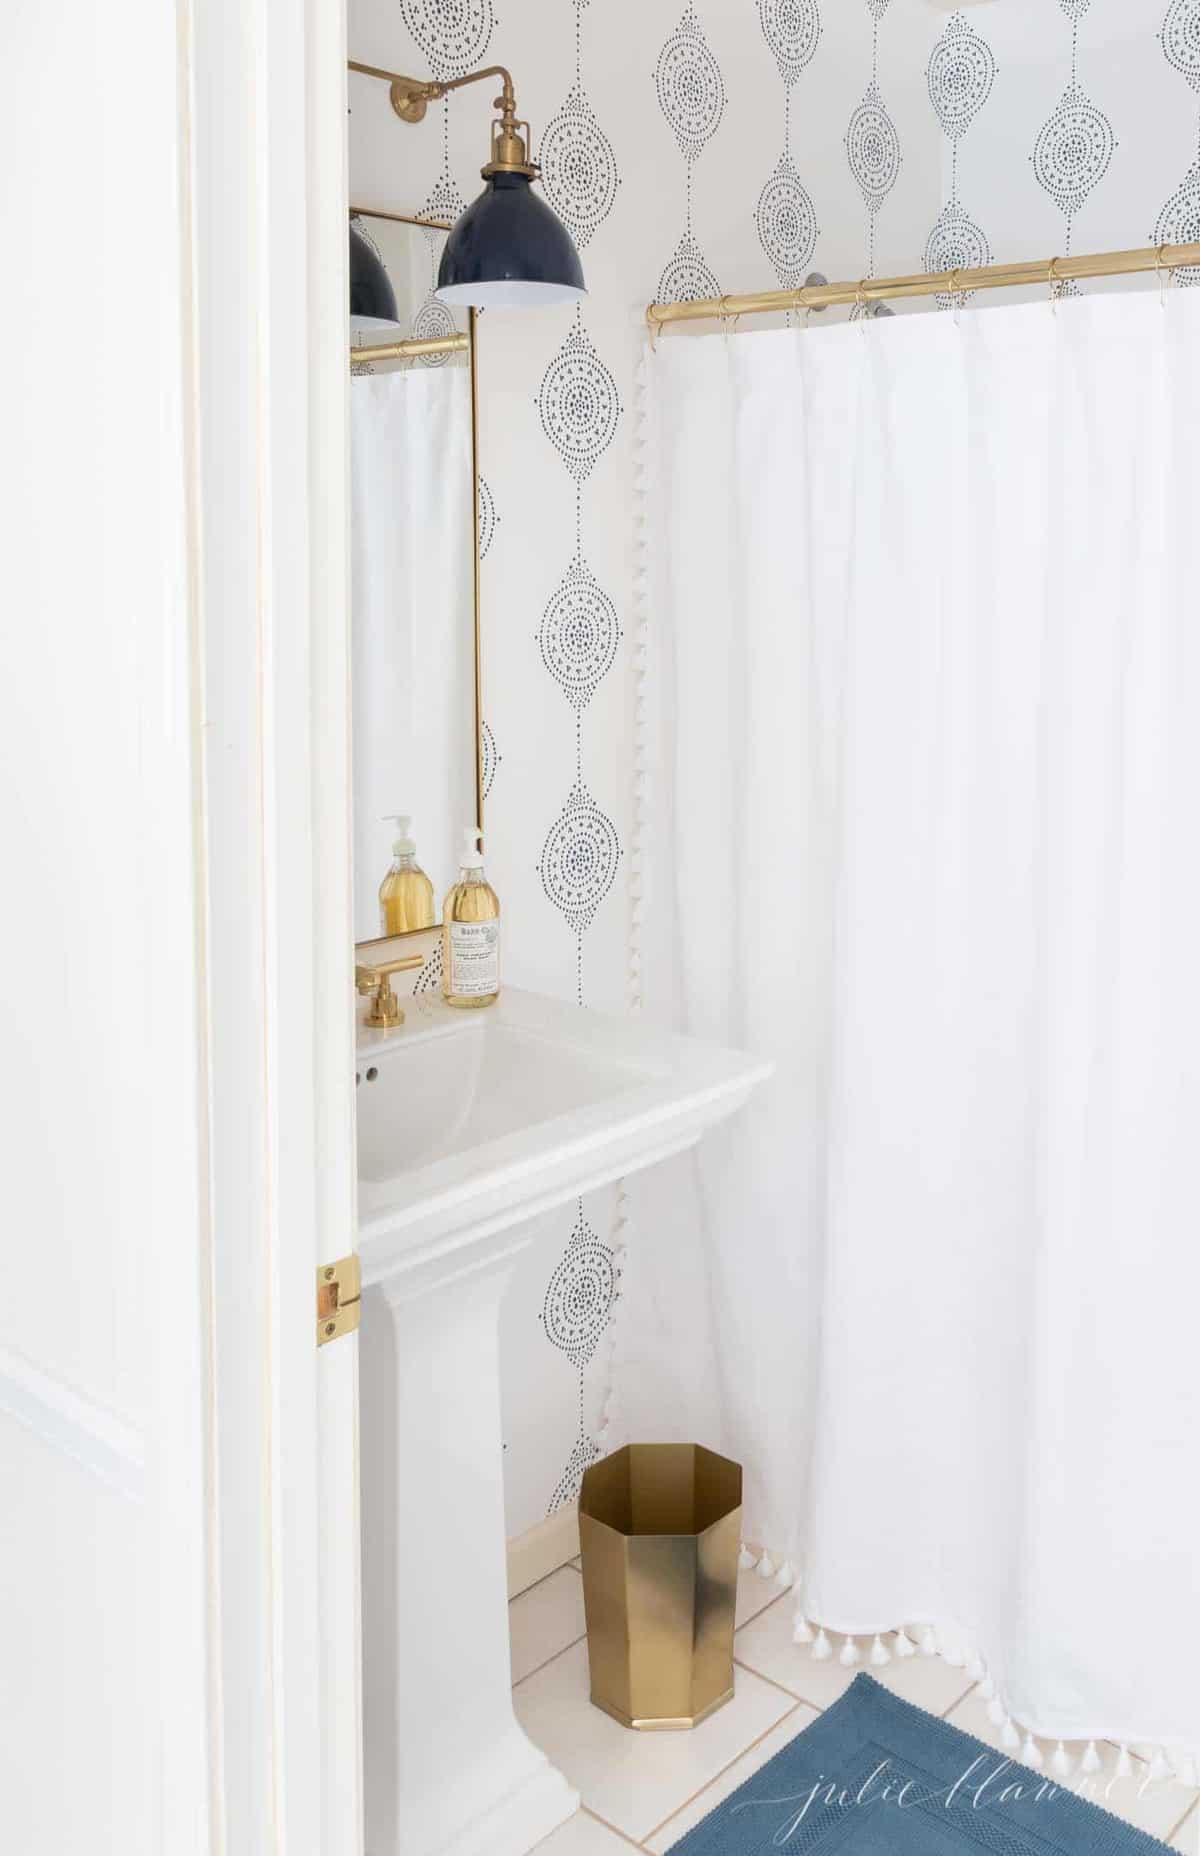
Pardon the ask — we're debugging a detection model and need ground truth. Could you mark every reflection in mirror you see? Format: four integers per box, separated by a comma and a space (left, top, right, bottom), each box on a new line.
350, 212, 479, 944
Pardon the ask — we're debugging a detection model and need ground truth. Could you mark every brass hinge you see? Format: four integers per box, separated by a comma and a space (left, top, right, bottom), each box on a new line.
317, 1254, 361, 1346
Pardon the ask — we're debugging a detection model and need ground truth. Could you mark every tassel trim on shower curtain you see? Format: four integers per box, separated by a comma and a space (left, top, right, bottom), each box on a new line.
737, 1538, 1198, 1788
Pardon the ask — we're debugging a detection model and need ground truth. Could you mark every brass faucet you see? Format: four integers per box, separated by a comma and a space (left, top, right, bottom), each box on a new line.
355, 952, 426, 1028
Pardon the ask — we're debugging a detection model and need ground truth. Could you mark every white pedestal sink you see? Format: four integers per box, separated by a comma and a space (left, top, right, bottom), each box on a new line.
356, 987, 770, 1856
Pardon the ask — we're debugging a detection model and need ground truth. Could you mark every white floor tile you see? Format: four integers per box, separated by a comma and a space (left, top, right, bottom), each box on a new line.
644, 1702, 816, 1853
510, 1566, 587, 1686
733, 1607, 976, 1717
1172, 1803, 1199, 1851
734, 1565, 791, 1630
530, 1808, 638, 1854
945, 1689, 1200, 1845
513, 1639, 796, 1844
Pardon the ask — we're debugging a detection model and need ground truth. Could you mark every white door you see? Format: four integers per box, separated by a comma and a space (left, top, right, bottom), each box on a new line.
0, 4, 362, 1853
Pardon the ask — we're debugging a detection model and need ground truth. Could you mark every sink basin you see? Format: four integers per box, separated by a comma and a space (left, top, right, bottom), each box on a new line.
355, 986, 770, 1286
355, 985, 770, 1856
356, 1001, 649, 1180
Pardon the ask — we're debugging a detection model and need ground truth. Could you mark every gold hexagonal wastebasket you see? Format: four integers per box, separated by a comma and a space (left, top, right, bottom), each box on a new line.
578, 1443, 743, 1731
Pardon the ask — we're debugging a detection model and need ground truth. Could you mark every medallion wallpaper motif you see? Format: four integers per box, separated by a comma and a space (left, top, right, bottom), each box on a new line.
349, 0, 1200, 1537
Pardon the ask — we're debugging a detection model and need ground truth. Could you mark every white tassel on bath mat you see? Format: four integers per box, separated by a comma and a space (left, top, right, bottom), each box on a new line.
1001, 1718, 1021, 1751
775, 1559, 796, 1590
893, 1629, 917, 1658
919, 1627, 939, 1656
1149, 1747, 1172, 1783
838, 1636, 862, 1668
1115, 1745, 1134, 1779
738, 1543, 756, 1571
1080, 1742, 1103, 1775
811, 1629, 833, 1661
869, 1634, 891, 1667
942, 1641, 966, 1669
987, 1695, 1007, 1726
1051, 1742, 1073, 1779
792, 1613, 814, 1645
1021, 1734, 1044, 1771
756, 1552, 777, 1581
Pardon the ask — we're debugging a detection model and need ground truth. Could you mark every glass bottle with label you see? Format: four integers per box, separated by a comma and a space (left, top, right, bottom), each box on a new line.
442, 826, 500, 1008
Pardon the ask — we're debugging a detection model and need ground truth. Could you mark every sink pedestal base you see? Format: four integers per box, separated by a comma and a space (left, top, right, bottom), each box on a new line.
361, 1242, 580, 1856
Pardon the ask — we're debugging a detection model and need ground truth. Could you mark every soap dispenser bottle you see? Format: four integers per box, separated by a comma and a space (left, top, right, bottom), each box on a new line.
378, 814, 435, 935
442, 827, 500, 1008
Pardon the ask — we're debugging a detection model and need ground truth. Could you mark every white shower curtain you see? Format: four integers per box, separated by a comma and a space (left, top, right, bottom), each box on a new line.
634, 287, 1200, 1759
350, 366, 474, 941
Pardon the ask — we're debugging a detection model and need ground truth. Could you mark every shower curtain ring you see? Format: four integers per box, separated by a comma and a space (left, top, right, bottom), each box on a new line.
1047, 256, 1064, 312
854, 279, 868, 325
1156, 243, 1173, 307
950, 269, 963, 326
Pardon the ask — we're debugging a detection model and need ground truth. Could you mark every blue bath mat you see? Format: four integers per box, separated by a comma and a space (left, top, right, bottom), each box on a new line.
666, 1675, 1172, 1853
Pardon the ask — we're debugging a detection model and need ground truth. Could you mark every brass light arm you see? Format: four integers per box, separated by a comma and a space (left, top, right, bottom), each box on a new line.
348, 59, 515, 110
348, 58, 536, 176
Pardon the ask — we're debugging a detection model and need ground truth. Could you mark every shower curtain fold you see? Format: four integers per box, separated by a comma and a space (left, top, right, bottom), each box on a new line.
629, 288, 1200, 1759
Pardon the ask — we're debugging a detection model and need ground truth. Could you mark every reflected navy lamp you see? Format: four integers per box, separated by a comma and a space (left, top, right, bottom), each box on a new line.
347, 59, 585, 311
349, 218, 399, 327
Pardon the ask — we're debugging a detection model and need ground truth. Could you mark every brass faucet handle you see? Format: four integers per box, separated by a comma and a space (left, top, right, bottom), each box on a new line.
355, 953, 425, 993
355, 952, 427, 1029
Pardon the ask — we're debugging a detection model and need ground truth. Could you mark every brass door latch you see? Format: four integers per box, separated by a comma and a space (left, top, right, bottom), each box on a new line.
317, 1254, 362, 1346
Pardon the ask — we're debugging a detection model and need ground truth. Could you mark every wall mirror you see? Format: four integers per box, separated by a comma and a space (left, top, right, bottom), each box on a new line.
349, 208, 481, 946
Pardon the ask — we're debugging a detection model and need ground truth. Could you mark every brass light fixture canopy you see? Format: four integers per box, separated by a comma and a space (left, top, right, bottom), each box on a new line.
578, 1443, 742, 1731
348, 59, 585, 309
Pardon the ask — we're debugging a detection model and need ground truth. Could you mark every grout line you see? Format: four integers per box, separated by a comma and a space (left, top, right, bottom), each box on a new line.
731, 1656, 811, 1706
578, 1804, 644, 1851
514, 1560, 583, 1602
511, 1628, 588, 1692
1167, 1798, 1199, 1848
941, 1679, 978, 1717
733, 1581, 792, 1636
640, 1700, 806, 1848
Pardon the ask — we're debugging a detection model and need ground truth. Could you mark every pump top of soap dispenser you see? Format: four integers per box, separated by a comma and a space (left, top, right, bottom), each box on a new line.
383, 813, 417, 857
460, 826, 484, 871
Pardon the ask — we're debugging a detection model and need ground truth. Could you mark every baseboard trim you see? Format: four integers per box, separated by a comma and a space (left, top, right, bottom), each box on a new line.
507, 1506, 580, 1599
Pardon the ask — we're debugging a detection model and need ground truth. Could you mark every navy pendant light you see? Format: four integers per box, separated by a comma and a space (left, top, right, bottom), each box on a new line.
435, 86, 585, 309
436, 168, 585, 308
349, 217, 400, 327
346, 61, 585, 314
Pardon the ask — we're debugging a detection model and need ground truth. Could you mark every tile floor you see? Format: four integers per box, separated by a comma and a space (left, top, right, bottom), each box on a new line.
509, 1562, 1200, 1854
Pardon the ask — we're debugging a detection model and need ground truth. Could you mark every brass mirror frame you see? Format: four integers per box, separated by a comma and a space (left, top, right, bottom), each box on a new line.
349, 207, 484, 945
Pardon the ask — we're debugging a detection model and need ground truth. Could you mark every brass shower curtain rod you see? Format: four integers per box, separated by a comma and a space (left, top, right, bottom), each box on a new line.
644, 240, 1200, 330
350, 331, 469, 362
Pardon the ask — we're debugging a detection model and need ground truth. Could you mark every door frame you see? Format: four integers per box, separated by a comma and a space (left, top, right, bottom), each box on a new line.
179, 0, 361, 1849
